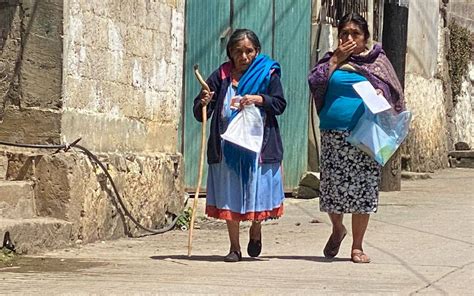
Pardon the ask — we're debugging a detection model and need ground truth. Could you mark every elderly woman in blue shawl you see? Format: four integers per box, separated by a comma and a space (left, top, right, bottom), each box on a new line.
193, 29, 286, 262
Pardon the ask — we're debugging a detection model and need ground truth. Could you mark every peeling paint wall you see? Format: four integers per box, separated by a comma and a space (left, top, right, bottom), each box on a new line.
406, 0, 440, 79
403, 0, 450, 171
62, 0, 185, 153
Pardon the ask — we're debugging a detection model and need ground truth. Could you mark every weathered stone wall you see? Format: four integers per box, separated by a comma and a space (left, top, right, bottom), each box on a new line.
451, 63, 474, 148
447, 0, 474, 148
402, 1, 450, 171
0, 0, 63, 144
403, 74, 449, 171
6, 150, 183, 242
62, 0, 184, 154
0, 0, 186, 248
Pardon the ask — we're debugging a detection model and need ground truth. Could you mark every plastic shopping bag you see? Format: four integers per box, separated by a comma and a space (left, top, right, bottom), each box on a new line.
347, 108, 412, 166
221, 104, 264, 153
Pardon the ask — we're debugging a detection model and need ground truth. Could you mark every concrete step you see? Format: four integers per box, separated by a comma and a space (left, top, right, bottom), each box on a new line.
0, 217, 73, 254
448, 150, 474, 168
0, 181, 36, 219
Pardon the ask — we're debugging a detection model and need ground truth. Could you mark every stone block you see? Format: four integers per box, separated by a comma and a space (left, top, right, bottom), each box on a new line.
449, 150, 474, 168
104, 52, 130, 84
20, 0, 63, 109
401, 172, 432, 180
83, 47, 108, 80
449, 150, 474, 158
292, 185, 319, 199
28, 151, 184, 242
157, 3, 172, 35
61, 110, 177, 153
63, 76, 95, 109
22, 0, 63, 39
0, 155, 8, 180
82, 12, 108, 49
4, 152, 37, 181
0, 106, 61, 144
0, 180, 35, 218
134, 0, 147, 28
298, 171, 320, 190
0, 217, 73, 254
456, 158, 474, 168
124, 26, 153, 58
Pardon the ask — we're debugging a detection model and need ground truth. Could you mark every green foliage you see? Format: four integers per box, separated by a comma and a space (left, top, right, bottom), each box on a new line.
0, 248, 16, 266
448, 21, 472, 100
176, 207, 193, 231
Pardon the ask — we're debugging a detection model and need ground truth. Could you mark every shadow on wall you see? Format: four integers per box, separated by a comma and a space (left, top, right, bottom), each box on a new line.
0, 0, 38, 120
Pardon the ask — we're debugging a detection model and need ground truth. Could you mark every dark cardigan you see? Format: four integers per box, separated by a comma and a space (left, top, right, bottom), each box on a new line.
193, 63, 286, 164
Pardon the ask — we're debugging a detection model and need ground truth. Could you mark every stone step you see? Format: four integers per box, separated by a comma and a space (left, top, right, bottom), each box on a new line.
0, 155, 7, 180
0, 217, 73, 254
0, 181, 36, 219
401, 171, 432, 180
448, 150, 474, 168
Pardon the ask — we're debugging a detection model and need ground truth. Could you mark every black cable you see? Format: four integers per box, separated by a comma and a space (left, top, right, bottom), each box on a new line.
73, 144, 180, 235
0, 138, 181, 235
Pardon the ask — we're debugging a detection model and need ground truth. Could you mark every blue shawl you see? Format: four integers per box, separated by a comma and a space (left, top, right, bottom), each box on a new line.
223, 55, 280, 183
237, 54, 281, 96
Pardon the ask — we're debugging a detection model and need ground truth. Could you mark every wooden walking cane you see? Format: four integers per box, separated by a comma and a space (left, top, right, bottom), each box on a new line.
188, 64, 210, 256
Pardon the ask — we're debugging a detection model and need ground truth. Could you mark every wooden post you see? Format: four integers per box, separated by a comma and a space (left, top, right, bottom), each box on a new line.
380, 1, 409, 191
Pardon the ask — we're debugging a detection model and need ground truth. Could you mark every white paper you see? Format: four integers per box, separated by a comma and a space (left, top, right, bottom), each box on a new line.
353, 81, 392, 114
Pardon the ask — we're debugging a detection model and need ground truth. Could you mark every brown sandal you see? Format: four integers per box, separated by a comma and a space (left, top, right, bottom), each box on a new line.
323, 227, 347, 258
351, 249, 371, 263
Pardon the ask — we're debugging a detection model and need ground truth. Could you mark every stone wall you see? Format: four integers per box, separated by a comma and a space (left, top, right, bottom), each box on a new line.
62, 0, 184, 154
450, 63, 474, 148
403, 74, 449, 171
6, 150, 183, 242
447, 0, 474, 148
0, 0, 63, 144
0, 0, 186, 246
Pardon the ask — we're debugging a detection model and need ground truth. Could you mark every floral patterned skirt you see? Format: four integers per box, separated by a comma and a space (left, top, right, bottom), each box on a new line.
320, 130, 382, 214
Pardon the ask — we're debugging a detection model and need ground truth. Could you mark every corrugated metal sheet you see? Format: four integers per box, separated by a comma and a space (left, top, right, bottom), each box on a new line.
183, 0, 311, 190
232, 0, 273, 52
183, 0, 230, 189
274, 0, 311, 189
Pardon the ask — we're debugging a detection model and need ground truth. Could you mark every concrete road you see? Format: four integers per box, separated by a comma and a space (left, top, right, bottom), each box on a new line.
1, 168, 473, 295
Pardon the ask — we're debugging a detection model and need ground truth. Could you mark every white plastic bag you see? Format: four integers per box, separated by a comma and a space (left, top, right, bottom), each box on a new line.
221, 104, 264, 153
347, 108, 412, 166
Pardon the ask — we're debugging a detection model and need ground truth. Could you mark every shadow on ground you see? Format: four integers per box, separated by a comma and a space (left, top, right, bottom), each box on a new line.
0, 257, 105, 273
150, 255, 351, 263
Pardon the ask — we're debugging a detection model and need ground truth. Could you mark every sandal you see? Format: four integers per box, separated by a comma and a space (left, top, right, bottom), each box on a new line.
323, 227, 347, 258
247, 223, 262, 257
247, 238, 262, 257
351, 249, 371, 263
224, 250, 242, 262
